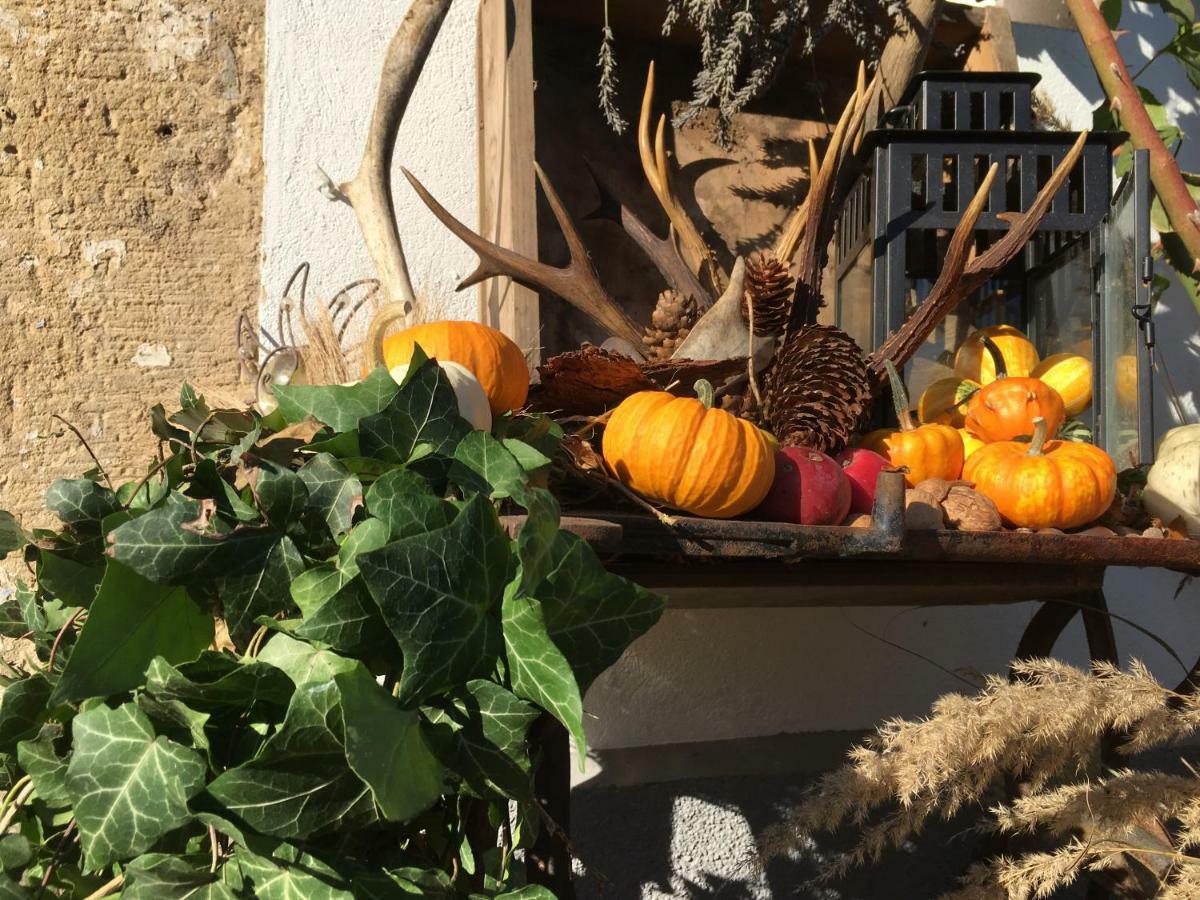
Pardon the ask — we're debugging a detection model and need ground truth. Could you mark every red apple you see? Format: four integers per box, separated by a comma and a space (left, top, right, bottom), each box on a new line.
755, 447, 851, 525
836, 447, 891, 515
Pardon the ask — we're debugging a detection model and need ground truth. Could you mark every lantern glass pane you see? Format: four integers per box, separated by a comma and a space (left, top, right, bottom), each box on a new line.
1028, 235, 1094, 432
1102, 172, 1142, 465
837, 240, 875, 352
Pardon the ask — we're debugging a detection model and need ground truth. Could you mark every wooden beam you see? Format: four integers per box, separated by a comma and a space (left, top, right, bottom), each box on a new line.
476, 0, 541, 366
964, 6, 1019, 73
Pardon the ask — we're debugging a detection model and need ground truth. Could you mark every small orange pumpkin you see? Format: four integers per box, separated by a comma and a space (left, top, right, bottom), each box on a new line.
917, 376, 980, 428
953, 324, 1039, 385
963, 417, 1117, 529
602, 381, 775, 518
1031, 353, 1092, 417
965, 337, 1066, 443
861, 361, 964, 487
381, 320, 529, 415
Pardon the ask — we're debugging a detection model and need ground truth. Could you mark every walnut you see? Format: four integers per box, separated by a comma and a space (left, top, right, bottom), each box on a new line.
906, 478, 1002, 532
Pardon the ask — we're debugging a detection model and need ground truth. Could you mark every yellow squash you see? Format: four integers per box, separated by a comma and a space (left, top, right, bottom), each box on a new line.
954, 324, 1039, 385
1031, 353, 1092, 417
602, 385, 775, 518
917, 376, 979, 428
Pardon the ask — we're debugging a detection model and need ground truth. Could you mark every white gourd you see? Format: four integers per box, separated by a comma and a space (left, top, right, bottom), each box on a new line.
390, 360, 492, 432
1144, 425, 1200, 537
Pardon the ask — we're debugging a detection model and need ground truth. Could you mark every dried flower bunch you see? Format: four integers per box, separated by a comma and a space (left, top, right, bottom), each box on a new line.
760, 658, 1200, 899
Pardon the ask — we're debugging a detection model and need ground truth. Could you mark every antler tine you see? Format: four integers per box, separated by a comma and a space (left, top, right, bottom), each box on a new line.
639, 62, 724, 293
401, 165, 645, 350
868, 132, 1090, 384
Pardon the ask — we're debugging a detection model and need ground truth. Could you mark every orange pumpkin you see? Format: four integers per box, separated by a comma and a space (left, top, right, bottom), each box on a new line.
958, 428, 985, 461
381, 321, 528, 415
954, 324, 1039, 385
602, 383, 775, 518
965, 337, 1065, 443
963, 417, 1117, 529
917, 376, 980, 428
861, 362, 965, 487
1031, 353, 1092, 417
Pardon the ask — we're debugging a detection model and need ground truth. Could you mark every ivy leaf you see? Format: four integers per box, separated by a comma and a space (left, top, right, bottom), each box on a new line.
17, 727, 70, 805
289, 565, 350, 618
381, 868, 455, 895
451, 432, 530, 500
337, 518, 391, 577
45, 479, 121, 529
52, 562, 212, 705
213, 536, 305, 634
255, 461, 309, 531
273, 366, 399, 433
501, 588, 585, 756
299, 454, 363, 539
1100, 0, 1121, 29
14, 582, 42, 636
0, 836, 30, 872
204, 681, 373, 838
364, 469, 456, 541
502, 439, 553, 473
256, 634, 358, 687
358, 495, 512, 706
294, 577, 396, 658
516, 488, 561, 592
122, 853, 237, 899
144, 653, 294, 718
235, 841, 354, 900
498, 888, 558, 900
1149, 0, 1195, 23
107, 496, 279, 585
0, 876, 28, 898
335, 666, 442, 822
0, 675, 52, 753
533, 532, 664, 690
359, 360, 471, 464
0, 511, 23, 559
38, 549, 103, 608
66, 703, 206, 869
423, 680, 538, 801
135, 694, 211, 754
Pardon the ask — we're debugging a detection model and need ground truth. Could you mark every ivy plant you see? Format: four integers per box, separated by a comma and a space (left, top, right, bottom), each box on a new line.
0, 350, 662, 897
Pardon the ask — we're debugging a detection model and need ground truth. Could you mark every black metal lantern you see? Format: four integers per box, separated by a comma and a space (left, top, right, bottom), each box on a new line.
835, 71, 1155, 465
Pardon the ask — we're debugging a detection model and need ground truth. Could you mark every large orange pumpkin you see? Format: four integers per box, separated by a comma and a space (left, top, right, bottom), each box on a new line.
963, 417, 1117, 529
917, 376, 979, 428
1031, 353, 1092, 417
861, 362, 965, 487
381, 321, 528, 415
965, 337, 1065, 443
602, 385, 775, 518
954, 324, 1039, 385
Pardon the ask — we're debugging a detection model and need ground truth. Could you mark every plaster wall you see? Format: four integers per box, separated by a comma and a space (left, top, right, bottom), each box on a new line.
258, 1, 1200, 756
259, 0, 479, 339
0, 0, 265, 531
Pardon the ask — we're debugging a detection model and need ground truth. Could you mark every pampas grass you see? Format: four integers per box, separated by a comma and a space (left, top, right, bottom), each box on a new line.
761, 659, 1200, 898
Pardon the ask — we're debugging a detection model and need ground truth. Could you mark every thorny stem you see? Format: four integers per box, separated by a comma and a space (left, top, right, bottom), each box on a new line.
121, 454, 172, 511
51, 415, 113, 491
884, 360, 915, 431
1065, 0, 1200, 285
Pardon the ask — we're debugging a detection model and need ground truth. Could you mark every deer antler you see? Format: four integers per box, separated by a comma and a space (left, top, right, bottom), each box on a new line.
581, 158, 712, 307
402, 164, 645, 351
323, 0, 453, 318
639, 62, 725, 294
867, 132, 1091, 387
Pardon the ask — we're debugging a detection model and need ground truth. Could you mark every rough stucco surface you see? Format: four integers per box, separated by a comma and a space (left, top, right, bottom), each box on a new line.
0, 0, 263, 531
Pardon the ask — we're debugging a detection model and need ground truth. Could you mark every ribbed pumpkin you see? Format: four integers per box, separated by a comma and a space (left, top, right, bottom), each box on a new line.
917, 376, 979, 428
381, 321, 528, 415
954, 324, 1039, 385
1031, 353, 1092, 417
965, 338, 1065, 443
602, 383, 775, 518
861, 362, 965, 488
964, 417, 1117, 529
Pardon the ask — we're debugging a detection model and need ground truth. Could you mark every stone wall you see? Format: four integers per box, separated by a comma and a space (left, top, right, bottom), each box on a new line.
0, 0, 264, 530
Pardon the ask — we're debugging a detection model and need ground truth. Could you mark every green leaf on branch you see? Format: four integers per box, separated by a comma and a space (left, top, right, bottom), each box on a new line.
17, 727, 70, 805
337, 518, 391, 577
51, 562, 212, 705
299, 454, 363, 539
0, 511, 23, 559
66, 703, 206, 869
359, 360, 470, 464
234, 841, 355, 900
501, 588, 585, 756
335, 666, 442, 822
121, 853, 238, 900
423, 680, 538, 801
273, 366, 399, 432
255, 461, 309, 531
358, 495, 512, 706
1100, 0, 1122, 29
213, 535, 305, 634
364, 469, 456, 541
294, 577, 395, 657
38, 550, 102, 608
0, 675, 53, 753
256, 634, 358, 687
144, 653, 294, 718
45, 479, 121, 530
451, 432, 531, 501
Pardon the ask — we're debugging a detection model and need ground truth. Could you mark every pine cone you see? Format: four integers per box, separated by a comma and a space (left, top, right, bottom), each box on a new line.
741, 252, 794, 336
642, 289, 700, 360
764, 325, 871, 455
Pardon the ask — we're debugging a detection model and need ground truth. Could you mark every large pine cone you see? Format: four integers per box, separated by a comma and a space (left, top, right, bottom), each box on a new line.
642, 289, 700, 360
741, 252, 794, 336
764, 325, 871, 455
